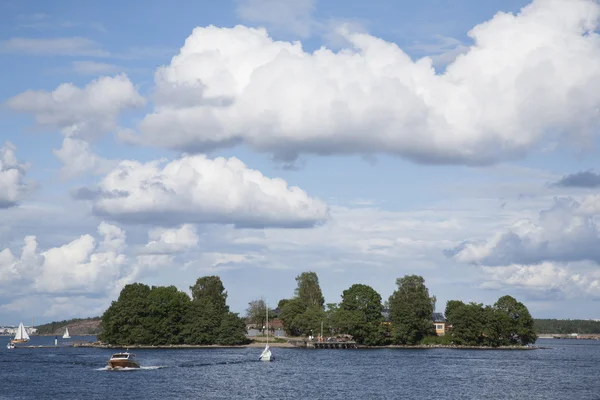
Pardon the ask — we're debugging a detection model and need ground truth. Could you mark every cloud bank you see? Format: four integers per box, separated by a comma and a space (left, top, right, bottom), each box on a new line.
76, 154, 329, 228
120, 0, 600, 165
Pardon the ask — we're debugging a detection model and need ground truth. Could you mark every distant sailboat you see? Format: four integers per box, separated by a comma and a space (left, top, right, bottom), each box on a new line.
11, 322, 30, 344
259, 300, 272, 362
62, 327, 71, 339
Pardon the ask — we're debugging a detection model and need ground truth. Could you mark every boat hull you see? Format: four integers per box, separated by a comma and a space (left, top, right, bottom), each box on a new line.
107, 360, 140, 369
10, 339, 28, 344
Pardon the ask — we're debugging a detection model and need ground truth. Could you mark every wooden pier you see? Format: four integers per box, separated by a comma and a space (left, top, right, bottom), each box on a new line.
288, 339, 358, 349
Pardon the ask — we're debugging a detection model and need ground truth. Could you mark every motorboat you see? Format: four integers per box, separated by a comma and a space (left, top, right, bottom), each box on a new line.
107, 351, 140, 369
6, 342, 14, 349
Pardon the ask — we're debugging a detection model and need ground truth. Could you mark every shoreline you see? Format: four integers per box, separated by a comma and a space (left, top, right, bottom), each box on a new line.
73, 342, 539, 350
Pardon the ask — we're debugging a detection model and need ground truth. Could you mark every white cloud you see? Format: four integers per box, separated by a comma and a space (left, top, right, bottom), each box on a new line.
78, 154, 329, 228
0, 142, 31, 208
144, 224, 200, 254
0, 37, 109, 56
0, 222, 127, 295
480, 262, 600, 299
409, 35, 470, 68
453, 197, 600, 266
53, 137, 117, 179
236, 0, 317, 38
122, 0, 600, 165
6, 74, 145, 140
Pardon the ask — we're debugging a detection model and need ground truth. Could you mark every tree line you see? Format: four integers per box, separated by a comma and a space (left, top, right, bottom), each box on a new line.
99, 276, 248, 346
534, 319, 600, 334
246, 272, 536, 346
97, 271, 535, 346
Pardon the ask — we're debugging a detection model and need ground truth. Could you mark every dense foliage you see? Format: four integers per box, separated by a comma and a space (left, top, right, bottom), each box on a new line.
445, 296, 536, 346
278, 271, 327, 336
35, 317, 101, 335
534, 319, 600, 334
388, 275, 436, 344
274, 272, 536, 347
98, 277, 249, 346
334, 284, 386, 345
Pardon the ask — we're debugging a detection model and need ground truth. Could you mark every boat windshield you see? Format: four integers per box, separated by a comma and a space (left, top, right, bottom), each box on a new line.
111, 354, 130, 359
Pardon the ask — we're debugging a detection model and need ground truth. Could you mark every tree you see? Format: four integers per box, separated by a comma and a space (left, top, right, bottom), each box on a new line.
445, 300, 465, 325
294, 272, 325, 310
190, 276, 228, 311
246, 298, 275, 332
99, 276, 248, 346
448, 302, 487, 345
388, 275, 436, 344
279, 298, 307, 336
493, 295, 536, 345
338, 284, 384, 345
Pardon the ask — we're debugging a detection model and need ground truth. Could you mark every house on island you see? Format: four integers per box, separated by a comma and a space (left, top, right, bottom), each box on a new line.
432, 312, 446, 336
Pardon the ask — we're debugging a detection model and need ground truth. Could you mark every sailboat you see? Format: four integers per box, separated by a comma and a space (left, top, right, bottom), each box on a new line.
10, 322, 30, 344
259, 301, 272, 362
62, 327, 71, 339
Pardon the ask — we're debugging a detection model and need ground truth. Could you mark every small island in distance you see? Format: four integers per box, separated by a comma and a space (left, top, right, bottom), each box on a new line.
31, 272, 596, 349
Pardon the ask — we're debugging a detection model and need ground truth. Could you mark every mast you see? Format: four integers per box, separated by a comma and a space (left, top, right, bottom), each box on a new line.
265, 298, 269, 345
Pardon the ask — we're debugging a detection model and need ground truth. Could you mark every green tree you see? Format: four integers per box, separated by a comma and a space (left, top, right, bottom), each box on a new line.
99, 283, 152, 345
493, 295, 536, 345
215, 312, 250, 345
246, 298, 275, 332
444, 300, 465, 325
190, 276, 228, 312
448, 302, 487, 345
338, 284, 384, 345
279, 298, 306, 336
295, 271, 325, 310
388, 275, 436, 344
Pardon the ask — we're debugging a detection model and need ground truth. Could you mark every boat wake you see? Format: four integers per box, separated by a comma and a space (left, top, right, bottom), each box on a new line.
97, 366, 165, 371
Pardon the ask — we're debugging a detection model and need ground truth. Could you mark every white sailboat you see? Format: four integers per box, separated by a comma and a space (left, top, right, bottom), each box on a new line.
11, 322, 30, 344
62, 327, 71, 339
259, 300, 272, 362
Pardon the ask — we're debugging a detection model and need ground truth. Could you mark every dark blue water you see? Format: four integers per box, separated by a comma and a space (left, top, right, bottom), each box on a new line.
1, 336, 598, 399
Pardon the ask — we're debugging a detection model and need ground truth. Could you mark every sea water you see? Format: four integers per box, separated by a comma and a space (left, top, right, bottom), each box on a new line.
0, 336, 598, 399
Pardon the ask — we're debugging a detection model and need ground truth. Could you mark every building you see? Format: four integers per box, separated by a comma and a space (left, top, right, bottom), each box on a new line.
432, 313, 446, 336
0, 326, 37, 336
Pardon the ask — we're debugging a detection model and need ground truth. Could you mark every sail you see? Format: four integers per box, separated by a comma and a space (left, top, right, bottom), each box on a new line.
259, 345, 271, 361
63, 327, 70, 339
14, 322, 30, 341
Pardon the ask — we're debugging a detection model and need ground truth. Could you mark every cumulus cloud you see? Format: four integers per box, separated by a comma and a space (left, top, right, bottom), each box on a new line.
120, 0, 600, 165
235, 0, 317, 38
144, 224, 200, 254
76, 154, 329, 228
552, 170, 600, 188
6, 74, 145, 140
453, 198, 600, 266
0, 142, 31, 208
480, 262, 600, 299
53, 137, 117, 179
0, 222, 127, 295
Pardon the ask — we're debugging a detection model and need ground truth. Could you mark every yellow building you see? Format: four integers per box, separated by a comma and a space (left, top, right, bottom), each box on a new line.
432, 312, 446, 336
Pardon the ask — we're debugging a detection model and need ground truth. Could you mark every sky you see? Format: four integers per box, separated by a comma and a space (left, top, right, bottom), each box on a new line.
1, 0, 600, 325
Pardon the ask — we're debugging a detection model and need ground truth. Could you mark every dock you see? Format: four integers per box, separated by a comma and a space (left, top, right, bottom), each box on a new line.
288, 339, 358, 349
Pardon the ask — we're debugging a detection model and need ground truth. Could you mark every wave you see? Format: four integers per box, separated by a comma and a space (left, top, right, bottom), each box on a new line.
97, 365, 166, 371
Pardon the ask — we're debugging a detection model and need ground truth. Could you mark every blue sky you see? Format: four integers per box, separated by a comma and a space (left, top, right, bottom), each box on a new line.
1, 0, 600, 325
